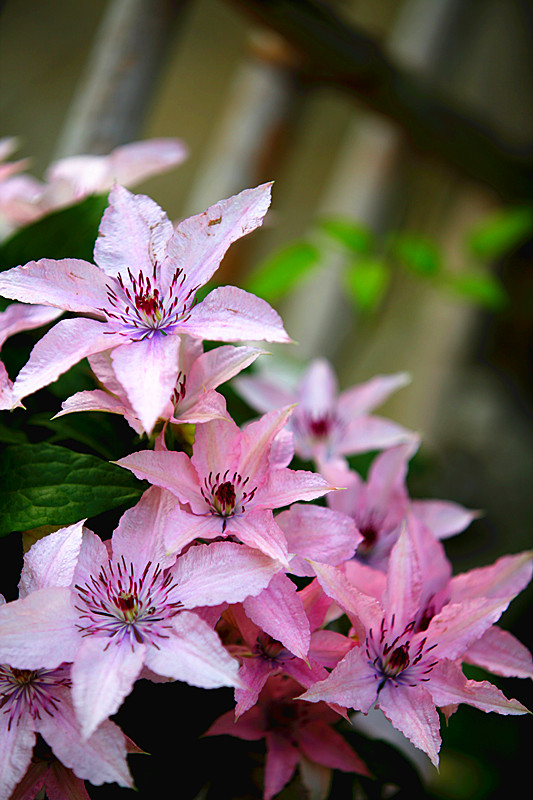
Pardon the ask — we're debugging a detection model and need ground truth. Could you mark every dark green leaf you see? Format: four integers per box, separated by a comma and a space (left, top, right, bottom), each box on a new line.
392, 233, 441, 276
467, 206, 533, 261
0, 194, 108, 271
317, 216, 375, 254
342, 258, 390, 311
244, 242, 321, 302
444, 272, 508, 310
0, 442, 146, 536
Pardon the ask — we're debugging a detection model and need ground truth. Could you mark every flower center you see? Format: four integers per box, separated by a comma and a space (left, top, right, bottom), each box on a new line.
366, 616, 438, 689
0, 665, 70, 729
255, 634, 284, 662
201, 470, 258, 526
74, 557, 182, 647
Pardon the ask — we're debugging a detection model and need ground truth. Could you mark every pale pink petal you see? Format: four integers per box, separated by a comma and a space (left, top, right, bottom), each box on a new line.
337, 372, 411, 418
228, 510, 290, 567
449, 551, 533, 603
366, 442, 418, 508
235, 659, 273, 717
343, 560, 387, 602
182, 285, 291, 343
87, 350, 126, 398
233, 373, 296, 414
172, 389, 230, 424
253, 467, 335, 510
18, 520, 85, 597
164, 510, 224, 556
424, 596, 514, 660
298, 722, 369, 774
164, 183, 272, 295
308, 629, 355, 668
145, 610, 240, 688
269, 429, 295, 470
338, 415, 416, 456
184, 344, 265, 401
171, 541, 280, 607
298, 359, 338, 415
11, 318, 122, 404
93, 184, 174, 279
277, 504, 361, 566
191, 415, 241, 481
377, 682, 441, 768
36, 687, 133, 787
0, 711, 36, 800
111, 486, 180, 570
0, 259, 110, 313
239, 406, 294, 485
427, 659, 529, 716
299, 646, 378, 712
311, 561, 383, 636
0, 303, 62, 348
464, 626, 533, 678
264, 732, 300, 800
0, 361, 14, 410
411, 499, 479, 539
56, 389, 132, 420
71, 636, 146, 740
116, 449, 205, 512
382, 523, 423, 631
0, 588, 80, 669
242, 572, 310, 660
110, 334, 181, 435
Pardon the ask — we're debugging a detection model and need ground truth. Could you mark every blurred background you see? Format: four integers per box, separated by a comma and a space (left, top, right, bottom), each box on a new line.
1, 1, 532, 798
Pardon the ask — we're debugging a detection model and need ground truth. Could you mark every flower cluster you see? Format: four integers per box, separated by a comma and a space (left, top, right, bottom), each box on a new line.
0, 179, 530, 800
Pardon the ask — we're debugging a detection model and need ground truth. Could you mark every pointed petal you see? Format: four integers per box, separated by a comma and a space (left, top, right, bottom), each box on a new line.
171, 541, 280, 607
264, 732, 300, 800
182, 286, 291, 343
116, 449, 205, 512
234, 373, 296, 414
164, 183, 272, 294
0, 711, 36, 800
56, 388, 133, 421
411, 499, 479, 539
239, 406, 294, 485
185, 344, 265, 400
229, 510, 290, 567
298, 359, 338, 415
338, 415, 416, 455
277, 504, 361, 566
164, 510, 224, 556
382, 523, 423, 631
145, 610, 240, 688
299, 646, 378, 712
427, 659, 529, 716
11, 318, 121, 403
338, 372, 411, 417
204, 706, 265, 740
311, 562, 383, 636
18, 520, 85, 597
172, 389, 230, 424
243, 572, 310, 660
234, 659, 273, 717
191, 415, 241, 481
0, 259, 110, 313
110, 334, 181, 435
0, 302, 62, 348
71, 636, 145, 740
464, 626, 533, 679
378, 682, 441, 768
425, 596, 514, 660
298, 722, 369, 774
111, 486, 180, 570
253, 467, 335, 510
449, 551, 533, 603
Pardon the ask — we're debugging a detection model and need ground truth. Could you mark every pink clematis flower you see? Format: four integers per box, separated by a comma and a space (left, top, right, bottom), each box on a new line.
299, 523, 531, 767
234, 357, 414, 465
116, 406, 336, 566
0, 302, 62, 410
56, 336, 266, 435
0, 660, 134, 800
205, 674, 369, 800
0, 182, 291, 433
0, 137, 188, 235
0, 487, 281, 740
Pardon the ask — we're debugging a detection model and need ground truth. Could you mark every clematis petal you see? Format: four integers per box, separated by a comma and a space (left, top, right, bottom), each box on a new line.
264, 732, 300, 800
238, 406, 294, 485
145, 610, 241, 689
427, 659, 529, 716
299, 646, 378, 712
253, 467, 335, 510
71, 636, 146, 740
277, 504, 361, 567
464, 626, 533, 679
228, 510, 290, 567
338, 414, 415, 456
116, 449, 205, 512
411, 499, 479, 539
18, 520, 85, 597
448, 551, 533, 603
298, 721, 369, 774
243, 572, 310, 660
191, 415, 241, 481
184, 344, 265, 403
111, 486, 180, 571
377, 682, 441, 768
172, 388, 230, 424
110, 333, 181, 435
0, 302, 62, 348
337, 372, 411, 418
234, 372, 296, 414
0, 710, 36, 800
182, 285, 292, 343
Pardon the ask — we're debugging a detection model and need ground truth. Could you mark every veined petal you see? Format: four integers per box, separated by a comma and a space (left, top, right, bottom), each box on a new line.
18, 520, 85, 597
164, 510, 224, 556
264, 732, 300, 800
164, 182, 273, 296
110, 333, 181, 435
277, 504, 361, 566
449, 551, 533, 603
253, 467, 335, 510
424, 596, 513, 660
116, 449, 204, 512
71, 636, 146, 740
378, 682, 441, 768
191, 415, 241, 481
11, 318, 121, 404
0, 302, 62, 348
0, 259, 110, 313
229, 511, 290, 567
185, 344, 266, 400
299, 646, 378, 712
243, 572, 310, 660
382, 523, 423, 631
145, 610, 241, 688
112, 486, 180, 571
464, 626, 533, 679
56, 389, 133, 420
182, 286, 291, 343
239, 406, 294, 486
427, 659, 529, 716
172, 388, 230, 424
0, 710, 36, 800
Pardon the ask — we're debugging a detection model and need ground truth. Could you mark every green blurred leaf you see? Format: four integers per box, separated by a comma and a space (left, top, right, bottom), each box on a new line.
317, 217, 375, 254
0, 420, 28, 445
342, 258, 390, 311
392, 233, 441, 276
245, 241, 321, 302
467, 206, 533, 261
0, 194, 108, 270
444, 272, 508, 310
0, 442, 146, 536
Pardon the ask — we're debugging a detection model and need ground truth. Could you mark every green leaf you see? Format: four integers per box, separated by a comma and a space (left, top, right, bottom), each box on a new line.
467, 206, 533, 261
317, 217, 375, 254
342, 258, 390, 311
244, 242, 321, 302
0, 194, 108, 271
391, 233, 441, 276
0, 442, 146, 536
444, 272, 508, 310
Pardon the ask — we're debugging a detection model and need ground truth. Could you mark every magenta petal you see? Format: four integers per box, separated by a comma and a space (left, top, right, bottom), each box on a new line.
298, 722, 369, 774
110, 334, 181, 435
12, 318, 121, 404
243, 572, 310, 660
264, 732, 300, 800
377, 682, 441, 768
145, 610, 241, 688
449, 551, 533, 603
182, 286, 291, 343
300, 646, 378, 712
235, 659, 273, 718
204, 706, 265, 740
71, 636, 146, 740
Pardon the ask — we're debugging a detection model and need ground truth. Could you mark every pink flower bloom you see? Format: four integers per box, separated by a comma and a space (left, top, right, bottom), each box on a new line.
0, 138, 187, 234
235, 357, 414, 464
56, 337, 266, 435
116, 407, 335, 566
0, 182, 291, 432
0, 662, 134, 800
0, 488, 281, 740
300, 523, 531, 767
322, 442, 478, 569
0, 302, 62, 410
205, 674, 369, 800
